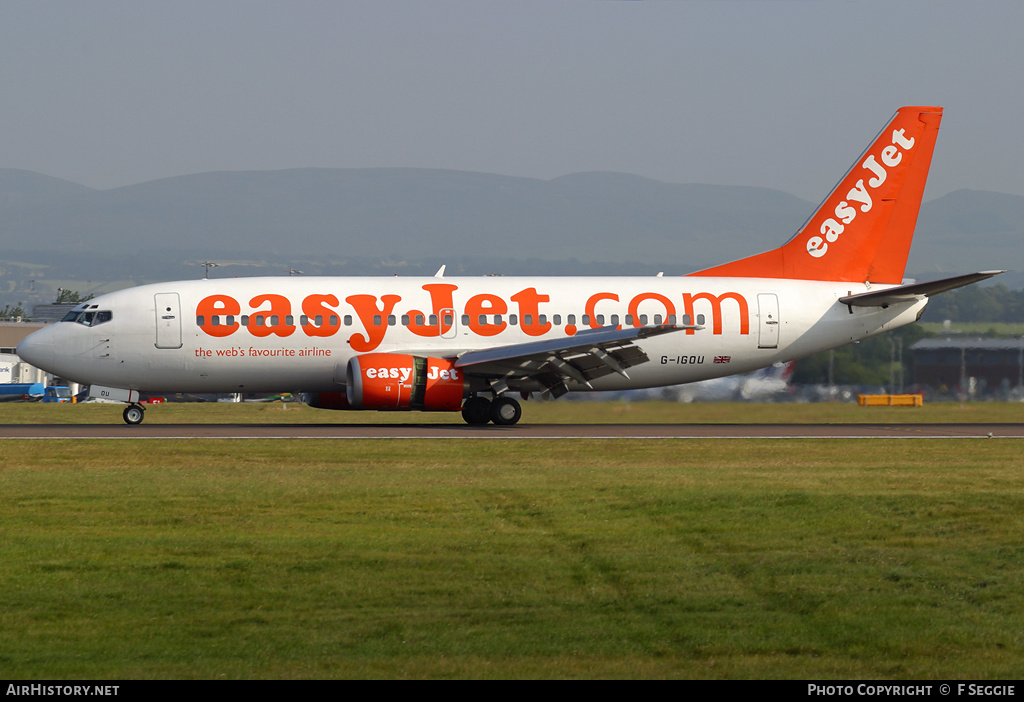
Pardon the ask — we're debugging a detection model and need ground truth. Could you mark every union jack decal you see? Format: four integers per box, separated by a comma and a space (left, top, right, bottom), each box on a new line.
713, 355, 731, 364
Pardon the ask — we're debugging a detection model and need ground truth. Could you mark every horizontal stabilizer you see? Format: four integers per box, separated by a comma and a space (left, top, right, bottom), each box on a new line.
838, 271, 1005, 307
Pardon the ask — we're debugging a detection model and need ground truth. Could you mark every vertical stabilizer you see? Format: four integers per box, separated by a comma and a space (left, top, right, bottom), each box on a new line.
689, 106, 943, 283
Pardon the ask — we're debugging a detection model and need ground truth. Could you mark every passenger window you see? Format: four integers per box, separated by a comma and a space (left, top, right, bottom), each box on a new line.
196, 315, 205, 327
373, 315, 382, 326
508, 314, 518, 326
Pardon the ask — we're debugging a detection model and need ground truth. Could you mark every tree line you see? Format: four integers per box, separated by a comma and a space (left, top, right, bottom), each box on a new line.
919, 284, 1024, 324
795, 284, 1023, 387
1, 290, 93, 321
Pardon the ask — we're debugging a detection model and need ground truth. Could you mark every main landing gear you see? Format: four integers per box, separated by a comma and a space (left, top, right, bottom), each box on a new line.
461, 395, 522, 426
123, 404, 145, 425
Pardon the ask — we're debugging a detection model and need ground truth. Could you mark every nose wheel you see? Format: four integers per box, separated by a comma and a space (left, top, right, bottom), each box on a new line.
123, 404, 146, 425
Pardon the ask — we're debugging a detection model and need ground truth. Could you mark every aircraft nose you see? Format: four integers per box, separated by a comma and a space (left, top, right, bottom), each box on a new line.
17, 327, 56, 371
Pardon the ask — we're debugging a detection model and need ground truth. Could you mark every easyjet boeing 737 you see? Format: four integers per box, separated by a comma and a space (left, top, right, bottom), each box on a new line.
17, 106, 1002, 425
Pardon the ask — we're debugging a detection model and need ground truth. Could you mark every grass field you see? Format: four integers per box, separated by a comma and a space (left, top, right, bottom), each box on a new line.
2, 410, 1024, 678
919, 321, 1024, 336
2, 398, 1024, 424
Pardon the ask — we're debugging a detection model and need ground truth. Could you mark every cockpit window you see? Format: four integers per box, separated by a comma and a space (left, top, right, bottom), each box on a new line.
60, 310, 113, 327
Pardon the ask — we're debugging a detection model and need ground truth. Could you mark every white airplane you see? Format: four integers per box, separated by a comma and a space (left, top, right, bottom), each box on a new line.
17, 106, 1002, 425
668, 361, 795, 403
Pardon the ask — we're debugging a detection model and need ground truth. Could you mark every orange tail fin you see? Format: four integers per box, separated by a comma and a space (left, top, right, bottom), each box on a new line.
689, 106, 943, 284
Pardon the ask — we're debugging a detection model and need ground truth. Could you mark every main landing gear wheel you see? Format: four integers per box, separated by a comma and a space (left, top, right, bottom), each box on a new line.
461, 396, 492, 425
490, 396, 522, 426
123, 404, 145, 425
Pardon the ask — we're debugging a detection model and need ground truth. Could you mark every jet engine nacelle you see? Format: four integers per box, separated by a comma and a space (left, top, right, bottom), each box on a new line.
304, 391, 351, 411
346, 353, 466, 411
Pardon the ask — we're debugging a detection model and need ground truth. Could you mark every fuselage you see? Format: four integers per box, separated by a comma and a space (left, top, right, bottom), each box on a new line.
17, 275, 925, 395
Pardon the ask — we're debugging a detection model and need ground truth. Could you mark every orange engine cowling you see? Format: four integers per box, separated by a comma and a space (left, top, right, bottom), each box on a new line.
346, 354, 466, 411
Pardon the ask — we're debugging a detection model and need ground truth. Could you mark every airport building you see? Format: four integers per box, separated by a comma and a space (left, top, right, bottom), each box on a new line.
1, 304, 79, 386
0, 321, 49, 384
910, 337, 1024, 399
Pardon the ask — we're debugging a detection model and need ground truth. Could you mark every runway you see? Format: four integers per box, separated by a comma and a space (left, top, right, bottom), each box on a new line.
1, 423, 1022, 439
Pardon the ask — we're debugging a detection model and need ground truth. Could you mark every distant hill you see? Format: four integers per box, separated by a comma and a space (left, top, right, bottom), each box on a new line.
0, 167, 811, 271
0, 169, 94, 208
0, 167, 1021, 308
912, 189, 1024, 280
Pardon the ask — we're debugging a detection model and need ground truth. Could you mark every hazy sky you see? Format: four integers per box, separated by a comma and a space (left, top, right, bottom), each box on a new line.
3, 1, 1022, 201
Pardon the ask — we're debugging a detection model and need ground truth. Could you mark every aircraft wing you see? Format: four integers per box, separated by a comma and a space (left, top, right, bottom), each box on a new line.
839, 271, 1005, 307
450, 324, 695, 398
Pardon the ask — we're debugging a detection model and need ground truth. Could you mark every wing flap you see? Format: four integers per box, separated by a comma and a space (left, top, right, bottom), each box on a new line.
453, 323, 693, 395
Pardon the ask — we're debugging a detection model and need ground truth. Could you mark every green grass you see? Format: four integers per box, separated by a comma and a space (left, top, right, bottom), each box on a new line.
919, 321, 1024, 336
3, 399, 1024, 424
2, 439, 1024, 678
